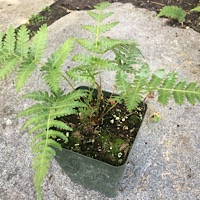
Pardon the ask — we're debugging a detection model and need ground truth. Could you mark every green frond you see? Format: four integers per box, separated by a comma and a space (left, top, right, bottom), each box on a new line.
123, 65, 150, 111
3, 26, 16, 55
47, 130, 68, 142
125, 87, 143, 111
67, 66, 96, 84
185, 82, 197, 105
16, 61, 36, 91
94, 2, 110, 10
72, 54, 93, 65
0, 32, 3, 51
112, 42, 144, 72
22, 91, 52, 102
82, 22, 118, 35
32, 146, 56, 157
29, 123, 47, 134
76, 38, 95, 52
147, 69, 165, 90
157, 6, 186, 22
22, 113, 49, 130
115, 71, 130, 94
190, 6, 200, 12
77, 37, 123, 54
64, 89, 88, 101
157, 72, 177, 105
146, 71, 200, 106
19, 103, 50, 117
172, 81, 186, 105
41, 37, 74, 93
16, 26, 30, 57
72, 54, 117, 71
43, 66, 61, 93
87, 10, 114, 22
21, 90, 87, 199
29, 25, 48, 62
48, 120, 72, 131
196, 86, 200, 101
32, 137, 61, 200
96, 58, 117, 71
0, 56, 21, 79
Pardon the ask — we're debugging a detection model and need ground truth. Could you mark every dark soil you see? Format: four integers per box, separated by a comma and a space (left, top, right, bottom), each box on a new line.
55, 87, 147, 166
24, 0, 200, 34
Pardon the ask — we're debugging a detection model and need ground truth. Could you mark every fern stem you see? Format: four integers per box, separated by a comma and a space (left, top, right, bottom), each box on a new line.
61, 74, 75, 90
94, 9, 103, 117
100, 100, 119, 119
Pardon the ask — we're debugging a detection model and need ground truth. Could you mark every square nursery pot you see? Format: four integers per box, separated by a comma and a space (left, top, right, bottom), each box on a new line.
54, 86, 147, 198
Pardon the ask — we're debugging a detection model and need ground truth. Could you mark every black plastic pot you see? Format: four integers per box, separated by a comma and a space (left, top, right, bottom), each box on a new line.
54, 86, 147, 197
55, 147, 127, 197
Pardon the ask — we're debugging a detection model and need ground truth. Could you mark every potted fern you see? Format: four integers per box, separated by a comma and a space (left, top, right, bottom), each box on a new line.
0, 2, 200, 200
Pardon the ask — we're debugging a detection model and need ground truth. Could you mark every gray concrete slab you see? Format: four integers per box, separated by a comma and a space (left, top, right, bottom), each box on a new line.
0, 0, 54, 32
0, 2, 200, 200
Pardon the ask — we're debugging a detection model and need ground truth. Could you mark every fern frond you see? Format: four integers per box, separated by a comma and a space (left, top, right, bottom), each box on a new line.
88, 10, 114, 22
72, 54, 117, 71
157, 72, 177, 105
29, 25, 48, 62
16, 61, 36, 91
146, 71, 200, 106
196, 86, 200, 101
125, 86, 143, 111
185, 82, 197, 105
72, 54, 93, 65
76, 38, 95, 52
190, 6, 200, 12
147, 69, 165, 90
41, 37, 74, 93
32, 137, 61, 200
67, 66, 96, 84
16, 26, 30, 57
96, 58, 117, 71
48, 120, 72, 131
82, 22, 118, 35
3, 26, 16, 55
157, 6, 186, 22
0, 57, 21, 79
94, 2, 110, 10
122, 65, 150, 111
0, 32, 3, 51
112, 42, 144, 73
19, 104, 49, 117
97, 37, 125, 54
172, 81, 186, 105
22, 91, 52, 102
20, 89, 87, 199
115, 71, 130, 94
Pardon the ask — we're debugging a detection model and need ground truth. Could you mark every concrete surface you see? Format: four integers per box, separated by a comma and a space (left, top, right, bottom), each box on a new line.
0, 0, 54, 32
0, 2, 200, 200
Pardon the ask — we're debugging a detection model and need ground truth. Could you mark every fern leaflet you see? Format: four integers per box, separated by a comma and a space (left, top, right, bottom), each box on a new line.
0, 57, 21, 79
16, 61, 36, 91
87, 10, 114, 22
3, 26, 16, 55
16, 26, 30, 57
82, 22, 119, 35
41, 37, 74, 93
29, 25, 48, 62
157, 6, 186, 22
94, 2, 110, 10
157, 72, 177, 105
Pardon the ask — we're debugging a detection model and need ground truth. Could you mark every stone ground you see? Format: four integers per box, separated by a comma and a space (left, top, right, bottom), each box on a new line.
0, 1, 200, 200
